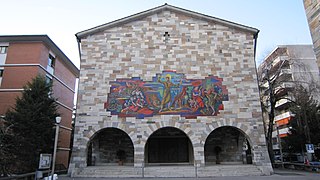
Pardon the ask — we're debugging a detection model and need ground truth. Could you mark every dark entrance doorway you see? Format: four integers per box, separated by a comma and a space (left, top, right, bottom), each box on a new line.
204, 126, 252, 165
87, 128, 134, 166
145, 127, 193, 164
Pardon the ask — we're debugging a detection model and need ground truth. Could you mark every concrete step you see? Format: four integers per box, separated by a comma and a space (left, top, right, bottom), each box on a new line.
73, 165, 265, 177
144, 165, 195, 177
198, 165, 263, 177
74, 166, 141, 178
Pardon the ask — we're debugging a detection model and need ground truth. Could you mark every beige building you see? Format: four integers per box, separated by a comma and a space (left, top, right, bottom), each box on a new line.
69, 4, 272, 177
258, 45, 320, 155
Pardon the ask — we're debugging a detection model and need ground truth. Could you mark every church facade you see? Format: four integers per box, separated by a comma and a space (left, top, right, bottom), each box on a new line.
69, 4, 272, 177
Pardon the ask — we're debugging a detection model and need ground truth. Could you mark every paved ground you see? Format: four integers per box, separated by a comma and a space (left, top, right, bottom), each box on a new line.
58, 169, 320, 180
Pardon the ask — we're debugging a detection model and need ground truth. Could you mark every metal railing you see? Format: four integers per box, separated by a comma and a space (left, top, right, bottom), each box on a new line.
0, 169, 67, 180
0, 170, 49, 180
274, 162, 320, 172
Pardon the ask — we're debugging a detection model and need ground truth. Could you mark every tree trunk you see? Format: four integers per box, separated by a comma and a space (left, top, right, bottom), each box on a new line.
266, 133, 275, 165
266, 94, 276, 165
265, 75, 276, 165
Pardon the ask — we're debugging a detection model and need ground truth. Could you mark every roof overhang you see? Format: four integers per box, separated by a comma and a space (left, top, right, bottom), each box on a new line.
76, 4, 259, 40
0, 35, 79, 77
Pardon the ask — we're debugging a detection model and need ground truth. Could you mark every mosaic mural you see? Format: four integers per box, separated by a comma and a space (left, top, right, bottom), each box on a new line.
105, 71, 229, 119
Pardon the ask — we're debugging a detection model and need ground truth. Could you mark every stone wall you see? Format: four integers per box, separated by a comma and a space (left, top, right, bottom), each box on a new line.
69, 9, 272, 176
304, 0, 320, 69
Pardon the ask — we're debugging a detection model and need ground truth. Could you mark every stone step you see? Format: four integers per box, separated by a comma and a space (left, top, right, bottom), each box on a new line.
74, 166, 142, 178
198, 165, 263, 177
73, 165, 265, 178
144, 166, 195, 177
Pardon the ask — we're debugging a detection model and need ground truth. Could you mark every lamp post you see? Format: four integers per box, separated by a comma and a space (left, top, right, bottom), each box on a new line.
51, 116, 61, 180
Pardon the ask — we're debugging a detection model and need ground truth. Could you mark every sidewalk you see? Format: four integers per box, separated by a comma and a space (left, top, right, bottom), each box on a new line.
58, 168, 320, 180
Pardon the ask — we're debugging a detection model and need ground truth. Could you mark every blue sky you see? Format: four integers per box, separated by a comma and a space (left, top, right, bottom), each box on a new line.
1, 0, 312, 67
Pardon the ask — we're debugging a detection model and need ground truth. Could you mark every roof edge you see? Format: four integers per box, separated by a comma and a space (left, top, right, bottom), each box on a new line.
76, 4, 259, 39
0, 35, 79, 77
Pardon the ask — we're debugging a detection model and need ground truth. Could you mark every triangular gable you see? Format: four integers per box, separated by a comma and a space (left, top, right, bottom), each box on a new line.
76, 4, 259, 39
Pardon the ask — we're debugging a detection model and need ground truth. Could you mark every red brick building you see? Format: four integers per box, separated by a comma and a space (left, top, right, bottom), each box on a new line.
0, 35, 79, 169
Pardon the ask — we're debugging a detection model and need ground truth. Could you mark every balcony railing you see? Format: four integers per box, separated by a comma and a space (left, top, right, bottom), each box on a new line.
275, 82, 295, 92
271, 56, 289, 68
275, 96, 294, 108
279, 69, 292, 75
275, 111, 295, 122
272, 127, 289, 138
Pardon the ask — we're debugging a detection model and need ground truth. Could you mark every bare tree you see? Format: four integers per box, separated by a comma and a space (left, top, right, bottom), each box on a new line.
283, 85, 320, 160
258, 59, 288, 164
257, 46, 320, 164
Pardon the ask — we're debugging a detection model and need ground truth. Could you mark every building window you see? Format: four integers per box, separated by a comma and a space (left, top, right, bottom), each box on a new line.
48, 54, 55, 68
0, 46, 8, 54
0, 69, 3, 87
272, 137, 278, 144
46, 75, 53, 85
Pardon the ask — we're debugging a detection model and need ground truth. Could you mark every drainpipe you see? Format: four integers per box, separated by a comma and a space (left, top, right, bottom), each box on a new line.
74, 34, 81, 117
253, 30, 260, 65
75, 34, 82, 61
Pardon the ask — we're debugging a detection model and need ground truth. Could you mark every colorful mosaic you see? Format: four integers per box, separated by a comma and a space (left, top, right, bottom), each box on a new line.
105, 71, 229, 119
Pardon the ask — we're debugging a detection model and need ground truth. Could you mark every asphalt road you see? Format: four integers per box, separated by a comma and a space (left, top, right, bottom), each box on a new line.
58, 169, 320, 180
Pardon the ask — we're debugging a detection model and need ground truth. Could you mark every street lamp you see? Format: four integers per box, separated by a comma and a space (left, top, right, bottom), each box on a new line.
51, 116, 61, 180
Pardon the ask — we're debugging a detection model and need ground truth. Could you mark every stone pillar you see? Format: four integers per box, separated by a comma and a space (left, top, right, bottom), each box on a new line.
134, 143, 145, 168
68, 125, 89, 175
249, 131, 273, 175
193, 139, 205, 167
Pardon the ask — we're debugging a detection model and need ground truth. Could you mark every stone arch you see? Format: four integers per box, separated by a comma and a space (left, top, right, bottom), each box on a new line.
86, 122, 137, 147
204, 125, 253, 165
144, 126, 195, 165
86, 127, 135, 166
203, 120, 254, 148
139, 122, 198, 149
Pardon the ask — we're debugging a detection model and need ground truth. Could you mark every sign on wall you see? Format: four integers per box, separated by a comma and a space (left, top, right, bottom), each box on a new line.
38, 154, 52, 169
105, 71, 229, 119
306, 144, 314, 153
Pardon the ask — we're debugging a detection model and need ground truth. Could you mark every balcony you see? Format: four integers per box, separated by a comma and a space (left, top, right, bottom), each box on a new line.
275, 96, 294, 108
279, 69, 292, 76
260, 81, 269, 89
274, 111, 294, 127
272, 127, 289, 138
275, 111, 295, 122
273, 144, 280, 150
275, 82, 295, 93
276, 69, 293, 82
271, 56, 289, 68
279, 127, 289, 136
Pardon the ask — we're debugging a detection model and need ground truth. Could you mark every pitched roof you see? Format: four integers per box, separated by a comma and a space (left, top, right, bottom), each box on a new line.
76, 3, 259, 40
0, 35, 79, 77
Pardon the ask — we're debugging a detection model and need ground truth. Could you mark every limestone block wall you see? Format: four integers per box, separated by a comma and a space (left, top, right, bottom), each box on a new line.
304, 0, 320, 69
69, 10, 272, 175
